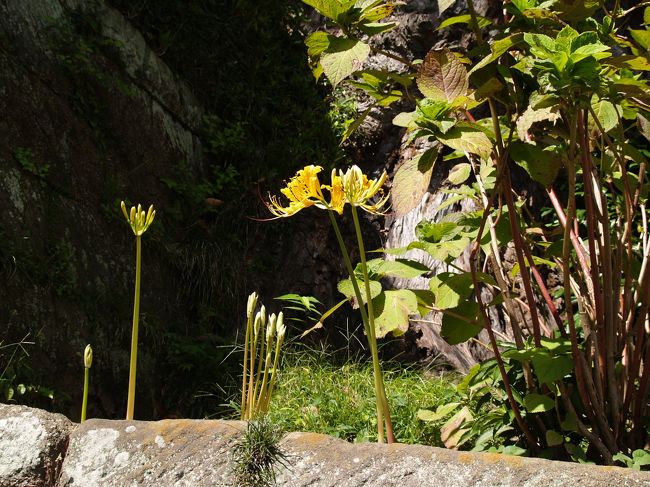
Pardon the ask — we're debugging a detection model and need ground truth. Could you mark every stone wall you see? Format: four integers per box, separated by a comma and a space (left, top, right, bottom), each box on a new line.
2, 404, 648, 487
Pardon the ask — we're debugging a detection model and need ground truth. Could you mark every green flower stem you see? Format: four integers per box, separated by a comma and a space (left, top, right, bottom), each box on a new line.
350, 206, 395, 444
327, 210, 392, 443
126, 235, 141, 420
241, 313, 252, 420
81, 367, 89, 422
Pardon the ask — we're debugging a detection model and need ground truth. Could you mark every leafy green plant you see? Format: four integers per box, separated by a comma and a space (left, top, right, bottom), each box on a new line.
81, 344, 92, 422
613, 449, 650, 470
241, 292, 287, 420
120, 201, 156, 420
300, 0, 650, 464
232, 415, 288, 487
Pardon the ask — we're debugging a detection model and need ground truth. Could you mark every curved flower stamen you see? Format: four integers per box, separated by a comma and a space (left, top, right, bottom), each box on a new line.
265, 165, 327, 218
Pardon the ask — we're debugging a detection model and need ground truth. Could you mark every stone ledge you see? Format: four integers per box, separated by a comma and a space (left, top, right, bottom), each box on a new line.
1, 404, 649, 487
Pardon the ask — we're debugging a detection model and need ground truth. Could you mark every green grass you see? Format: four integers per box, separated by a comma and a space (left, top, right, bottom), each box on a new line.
266, 347, 459, 445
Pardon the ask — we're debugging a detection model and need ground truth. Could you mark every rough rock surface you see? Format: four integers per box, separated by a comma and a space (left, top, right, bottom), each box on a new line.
0, 404, 73, 487
2, 406, 649, 487
58, 418, 246, 486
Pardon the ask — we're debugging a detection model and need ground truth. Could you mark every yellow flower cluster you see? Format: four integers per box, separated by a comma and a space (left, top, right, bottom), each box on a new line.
121, 201, 156, 236
266, 165, 389, 218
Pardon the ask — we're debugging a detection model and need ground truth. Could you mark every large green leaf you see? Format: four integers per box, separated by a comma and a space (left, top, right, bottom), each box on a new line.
417, 402, 461, 422
523, 393, 555, 413
589, 96, 619, 134
447, 162, 472, 185
437, 126, 492, 159
429, 272, 474, 309
531, 353, 573, 386
416, 220, 458, 243
440, 302, 483, 344
321, 38, 370, 87
510, 141, 562, 187
337, 278, 382, 305
417, 49, 468, 103
305, 31, 332, 57
391, 147, 437, 216
303, 0, 356, 21
438, 14, 492, 30
516, 105, 560, 140
409, 238, 470, 262
469, 33, 524, 74
372, 289, 419, 338
365, 258, 430, 279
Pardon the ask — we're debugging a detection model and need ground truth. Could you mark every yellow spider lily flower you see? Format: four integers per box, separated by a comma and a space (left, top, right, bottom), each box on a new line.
323, 169, 345, 215
121, 201, 156, 236
339, 165, 389, 215
266, 165, 328, 217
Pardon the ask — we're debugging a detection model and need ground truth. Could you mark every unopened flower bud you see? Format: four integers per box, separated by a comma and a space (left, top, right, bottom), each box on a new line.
84, 344, 93, 369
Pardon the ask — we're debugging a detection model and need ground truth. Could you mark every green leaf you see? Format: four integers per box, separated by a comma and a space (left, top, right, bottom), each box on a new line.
474, 77, 505, 100
437, 0, 456, 16
359, 2, 396, 22
469, 33, 525, 75
604, 56, 650, 71
410, 238, 470, 262
305, 31, 331, 57
415, 221, 458, 243
531, 353, 573, 385
516, 105, 560, 140
430, 272, 474, 309
337, 278, 382, 305
437, 127, 492, 159
631, 30, 650, 51
358, 21, 398, 36
372, 289, 419, 338
412, 289, 435, 316
440, 302, 483, 344
365, 258, 430, 278
546, 430, 564, 447
341, 105, 373, 143
417, 402, 461, 422
321, 38, 370, 87
523, 393, 555, 413
589, 96, 619, 134
447, 163, 472, 185
645, 6, 650, 26
392, 148, 438, 216
510, 141, 562, 187
417, 49, 468, 103
560, 411, 579, 432
438, 14, 492, 30
393, 110, 418, 128
303, 0, 356, 21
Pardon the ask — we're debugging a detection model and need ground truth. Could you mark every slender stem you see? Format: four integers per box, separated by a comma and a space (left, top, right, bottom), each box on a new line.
327, 210, 389, 443
126, 235, 141, 420
81, 367, 89, 423
241, 313, 252, 420
350, 206, 395, 443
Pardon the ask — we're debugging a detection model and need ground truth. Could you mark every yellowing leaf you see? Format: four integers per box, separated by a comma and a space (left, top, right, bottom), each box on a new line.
321, 39, 370, 87
337, 278, 382, 307
372, 289, 419, 338
516, 105, 560, 141
391, 148, 437, 216
447, 162, 471, 185
437, 126, 492, 159
417, 49, 468, 103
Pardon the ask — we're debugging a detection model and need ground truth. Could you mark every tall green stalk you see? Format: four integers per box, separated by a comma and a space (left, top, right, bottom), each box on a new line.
328, 210, 394, 443
81, 344, 92, 423
126, 235, 141, 420
120, 201, 155, 421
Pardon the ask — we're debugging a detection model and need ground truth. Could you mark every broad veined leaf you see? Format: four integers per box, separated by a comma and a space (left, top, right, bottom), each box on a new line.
337, 277, 382, 306
358, 21, 398, 36
417, 49, 468, 103
437, 126, 492, 159
531, 353, 573, 385
523, 393, 555, 413
510, 141, 562, 187
393, 110, 418, 128
359, 2, 396, 22
554, 0, 599, 22
303, 0, 356, 22
305, 31, 332, 57
409, 237, 470, 262
516, 105, 560, 141
447, 162, 472, 185
440, 302, 483, 345
469, 33, 525, 75
415, 220, 458, 243
321, 38, 370, 87
417, 402, 461, 422
412, 289, 435, 316
604, 56, 650, 71
630, 30, 650, 51
438, 14, 492, 30
546, 430, 564, 447
589, 96, 619, 134
392, 147, 437, 216
429, 272, 474, 309
365, 258, 430, 278
372, 289, 419, 337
